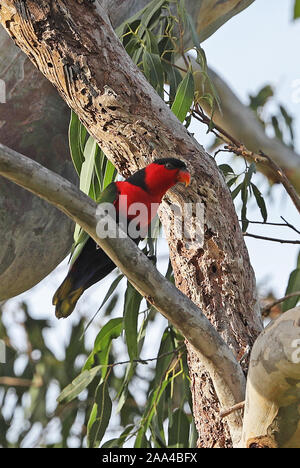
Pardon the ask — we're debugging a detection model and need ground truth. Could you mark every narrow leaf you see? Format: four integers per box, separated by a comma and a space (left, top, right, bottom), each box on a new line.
251, 183, 268, 222
84, 318, 123, 373
143, 50, 164, 97
69, 111, 85, 176
80, 136, 98, 195
171, 70, 194, 123
124, 283, 142, 361
231, 182, 243, 200
168, 408, 190, 448
57, 365, 101, 404
87, 380, 112, 448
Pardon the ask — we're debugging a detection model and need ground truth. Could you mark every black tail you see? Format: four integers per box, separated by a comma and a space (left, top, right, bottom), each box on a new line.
53, 238, 116, 318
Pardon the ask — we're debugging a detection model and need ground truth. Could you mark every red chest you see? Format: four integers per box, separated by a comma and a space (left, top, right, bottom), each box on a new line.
115, 181, 161, 228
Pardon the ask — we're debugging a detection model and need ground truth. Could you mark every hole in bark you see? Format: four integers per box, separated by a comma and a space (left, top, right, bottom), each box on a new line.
47, 63, 53, 68
211, 264, 217, 274
107, 106, 117, 111
81, 89, 87, 95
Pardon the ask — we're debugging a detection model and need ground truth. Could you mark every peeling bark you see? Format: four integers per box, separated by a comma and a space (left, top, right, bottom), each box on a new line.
0, 0, 262, 446
241, 307, 300, 448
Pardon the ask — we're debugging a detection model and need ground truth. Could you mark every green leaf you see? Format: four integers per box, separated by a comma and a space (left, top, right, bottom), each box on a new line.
69, 111, 85, 176
87, 380, 112, 448
251, 183, 268, 222
186, 13, 200, 48
294, 0, 300, 19
145, 29, 160, 55
249, 85, 274, 111
271, 115, 283, 142
282, 268, 300, 312
94, 149, 106, 190
171, 69, 194, 123
80, 136, 99, 196
84, 318, 124, 375
280, 105, 294, 146
83, 274, 124, 334
139, 0, 167, 37
103, 159, 117, 190
102, 425, 135, 448
134, 427, 149, 448
168, 408, 190, 448
163, 61, 182, 104
245, 162, 257, 185
227, 176, 239, 189
124, 282, 143, 361
218, 164, 235, 177
143, 50, 164, 97
57, 365, 101, 404
152, 328, 174, 388
231, 182, 243, 200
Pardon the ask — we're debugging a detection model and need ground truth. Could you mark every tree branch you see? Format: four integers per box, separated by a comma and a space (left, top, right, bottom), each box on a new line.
0, 141, 246, 444
241, 307, 300, 448
192, 103, 300, 214
0, 0, 262, 446
178, 57, 300, 194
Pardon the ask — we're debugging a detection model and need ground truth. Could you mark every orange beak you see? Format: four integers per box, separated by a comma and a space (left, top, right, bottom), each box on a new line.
177, 169, 191, 187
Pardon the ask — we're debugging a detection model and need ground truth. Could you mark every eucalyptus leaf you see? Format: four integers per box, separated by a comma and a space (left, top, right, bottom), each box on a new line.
57, 365, 102, 404
171, 69, 194, 123
69, 111, 85, 176
87, 380, 112, 448
124, 282, 143, 361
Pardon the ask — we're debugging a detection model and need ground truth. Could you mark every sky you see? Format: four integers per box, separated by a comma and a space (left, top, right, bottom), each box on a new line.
1, 0, 300, 445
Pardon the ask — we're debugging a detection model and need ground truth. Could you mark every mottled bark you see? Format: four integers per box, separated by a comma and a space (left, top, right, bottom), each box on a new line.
0, 141, 246, 449
0, 0, 262, 446
0, 0, 258, 297
241, 307, 300, 448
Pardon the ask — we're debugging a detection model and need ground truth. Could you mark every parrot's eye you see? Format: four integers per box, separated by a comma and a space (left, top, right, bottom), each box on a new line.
165, 162, 174, 169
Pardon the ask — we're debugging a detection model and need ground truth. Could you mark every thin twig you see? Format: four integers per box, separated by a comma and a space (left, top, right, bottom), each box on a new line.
193, 105, 242, 147
243, 232, 300, 244
99, 344, 186, 369
220, 401, 245, 419
192, 105, 300, 215
280, 216, 300, 235
161, 57, 187, 74
259, 150, 300, 215
261, 292, 300, 317
240, 218, 300, 235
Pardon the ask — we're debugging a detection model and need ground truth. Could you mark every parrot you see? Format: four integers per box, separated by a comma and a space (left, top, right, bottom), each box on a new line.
52, 158, 191, 318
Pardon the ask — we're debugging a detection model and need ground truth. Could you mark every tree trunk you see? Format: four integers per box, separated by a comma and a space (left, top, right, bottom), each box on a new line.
0, 0, 263, 446
0, 26, 76, 299
2, 0, 299, 297
241, 307, 300, 448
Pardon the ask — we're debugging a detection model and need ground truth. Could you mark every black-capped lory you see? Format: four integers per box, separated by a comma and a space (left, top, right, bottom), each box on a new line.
52, 158, 191, 318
